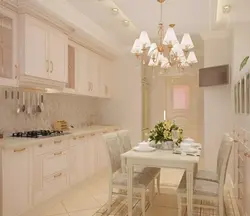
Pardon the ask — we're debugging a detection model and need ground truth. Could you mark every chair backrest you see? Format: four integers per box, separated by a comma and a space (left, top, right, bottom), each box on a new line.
117, 130, 132, 153
218, 135, 233, 196
216, 133, 230, 174
103, 132, 121, 174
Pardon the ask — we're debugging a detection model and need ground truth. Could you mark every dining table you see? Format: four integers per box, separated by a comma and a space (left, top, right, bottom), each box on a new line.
121, 149, 200, 216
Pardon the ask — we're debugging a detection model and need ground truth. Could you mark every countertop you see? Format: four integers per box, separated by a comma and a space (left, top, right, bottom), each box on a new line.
0, 125, 119, 149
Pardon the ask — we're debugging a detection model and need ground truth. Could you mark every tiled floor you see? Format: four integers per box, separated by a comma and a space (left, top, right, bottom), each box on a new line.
41, 168, 237, 216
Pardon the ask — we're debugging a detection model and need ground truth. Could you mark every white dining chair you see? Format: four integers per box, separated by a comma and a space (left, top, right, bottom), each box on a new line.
117, 130, 161, 195
177, 135, 233, 216
195, 133, 230, 182
103, 132, 155, 216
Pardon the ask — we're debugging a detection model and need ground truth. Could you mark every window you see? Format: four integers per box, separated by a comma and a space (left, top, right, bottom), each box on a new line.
173, 85, 189, 110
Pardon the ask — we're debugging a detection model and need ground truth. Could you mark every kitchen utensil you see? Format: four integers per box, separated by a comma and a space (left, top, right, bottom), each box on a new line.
40, 94, 44, 111
26, 92, 32, 115
32, 93, 36, 114
52, 120, 69, 131
4, 90, 7, 99
36, 93, 41, 113
21, 92, 25, 112
16, 91, 21, 114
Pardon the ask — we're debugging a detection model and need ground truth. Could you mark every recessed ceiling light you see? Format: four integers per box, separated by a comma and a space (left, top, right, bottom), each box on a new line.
112, 8, 119, 14
223, 5, 231, 13
123, 20, 130, 26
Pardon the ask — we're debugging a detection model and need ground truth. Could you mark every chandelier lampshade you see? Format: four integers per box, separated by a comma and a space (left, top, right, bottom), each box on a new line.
139, 31, 151, 48
130, 0, 198, 73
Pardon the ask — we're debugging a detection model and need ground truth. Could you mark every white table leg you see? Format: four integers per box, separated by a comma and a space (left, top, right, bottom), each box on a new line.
127, 162, 133, 216
121, 156, 126, 173
186, 168, 193, 216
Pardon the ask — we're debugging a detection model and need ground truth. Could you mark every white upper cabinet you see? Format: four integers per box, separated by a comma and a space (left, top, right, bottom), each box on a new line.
19, 14, 68, 84
76, 47, 100, 97
99, 58, 112, 98
0, 6, 18, 87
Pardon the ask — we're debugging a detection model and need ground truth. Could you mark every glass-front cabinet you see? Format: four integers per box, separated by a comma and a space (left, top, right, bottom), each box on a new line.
0, 6, 17, 87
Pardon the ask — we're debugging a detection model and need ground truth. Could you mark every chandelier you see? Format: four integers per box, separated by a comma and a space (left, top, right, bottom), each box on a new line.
131, 0, 198, 72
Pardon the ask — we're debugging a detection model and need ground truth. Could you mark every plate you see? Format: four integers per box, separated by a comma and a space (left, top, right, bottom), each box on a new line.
133, 146, 156, 152
191, 143, 201, 148
182, 147, 198, 154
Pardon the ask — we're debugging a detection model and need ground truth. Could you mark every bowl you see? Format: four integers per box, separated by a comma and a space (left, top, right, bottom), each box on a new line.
183, 137, 194, 144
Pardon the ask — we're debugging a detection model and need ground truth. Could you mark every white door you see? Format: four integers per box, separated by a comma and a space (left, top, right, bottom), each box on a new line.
25, 17, 48, 79
2, 148, 31, 216
165, 74, 204, 142
48, 30, 68, 82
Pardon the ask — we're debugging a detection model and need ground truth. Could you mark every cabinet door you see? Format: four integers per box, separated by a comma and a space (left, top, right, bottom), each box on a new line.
24, 16, 48, 79
0, 7, 18, 86
48, 30, 68, 82
69, 137, 86, 185
99, 58, 112, 98
2, 147, 31, 216
88, 52, 100, 97
76, 47, 91, 95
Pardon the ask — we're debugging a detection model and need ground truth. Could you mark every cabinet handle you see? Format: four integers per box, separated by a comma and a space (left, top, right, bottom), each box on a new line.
91, 133, 95, 136
50, 61, 53, 73
78, 135, 85, 139
91, 83, 93, 91
54, 140, 62, 144
54, 151, 63, 156
46, 60, 49, 72
54, 173, 62, 178
73, 137, 77, 140
14, 148, 26, 152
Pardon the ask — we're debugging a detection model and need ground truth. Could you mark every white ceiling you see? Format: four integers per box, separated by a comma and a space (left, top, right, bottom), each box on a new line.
68, 0, 216, 47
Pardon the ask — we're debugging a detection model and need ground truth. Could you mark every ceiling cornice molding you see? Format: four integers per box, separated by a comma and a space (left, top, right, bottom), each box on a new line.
200, 30, 230, 40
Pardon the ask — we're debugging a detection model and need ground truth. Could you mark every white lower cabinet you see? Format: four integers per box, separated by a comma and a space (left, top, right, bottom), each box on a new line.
2, 147, 31, 216
0, 131, 111, 216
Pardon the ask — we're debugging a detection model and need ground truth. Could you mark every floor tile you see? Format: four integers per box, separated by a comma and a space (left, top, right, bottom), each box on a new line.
62, 188, 102, 212
69, 208, 99, 216
146, 206, 178, 216
43, 202, 67, 216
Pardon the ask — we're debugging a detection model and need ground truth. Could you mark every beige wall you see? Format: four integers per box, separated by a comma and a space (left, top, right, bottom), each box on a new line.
203, 35, 233, 173
99, 54, 142, 145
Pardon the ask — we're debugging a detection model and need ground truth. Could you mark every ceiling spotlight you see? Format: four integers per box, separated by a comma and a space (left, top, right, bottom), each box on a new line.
123, 20, 130, 26
223, 5, 231, 13
112, 8, 119, 14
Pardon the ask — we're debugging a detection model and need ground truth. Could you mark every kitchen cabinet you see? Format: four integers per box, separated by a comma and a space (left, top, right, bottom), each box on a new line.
19, 14, 68, 84
0, 6, 18, 87
76, 46, 100, 97
33, 139, 70, 204
2, 147, 31, 216
69, 135, 86, 185
65, 44, 76, 91
99, 58, 112, 98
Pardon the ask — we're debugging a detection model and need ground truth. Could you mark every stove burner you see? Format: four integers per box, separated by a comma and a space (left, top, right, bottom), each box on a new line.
12, 130, 65, 138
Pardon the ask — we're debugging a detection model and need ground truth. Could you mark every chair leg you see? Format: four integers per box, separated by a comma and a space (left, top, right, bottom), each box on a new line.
141, 190, 146, 216
108, 182, 113, 213
149, 180, 155, 206
218, 198, 224, 216
177, 195, 182, 216
156, 173, 161, 194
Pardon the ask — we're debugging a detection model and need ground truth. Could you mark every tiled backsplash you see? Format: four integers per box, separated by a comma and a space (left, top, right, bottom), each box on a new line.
0, 90, 100, 134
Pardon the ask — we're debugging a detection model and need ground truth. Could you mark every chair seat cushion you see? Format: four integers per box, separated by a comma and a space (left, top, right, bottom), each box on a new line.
196, 170, 218, 182
112, 172, 154, 188
177, 174, 219, 197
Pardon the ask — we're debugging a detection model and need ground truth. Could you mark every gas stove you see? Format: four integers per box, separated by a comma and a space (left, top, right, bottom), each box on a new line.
12, 130, 68, 138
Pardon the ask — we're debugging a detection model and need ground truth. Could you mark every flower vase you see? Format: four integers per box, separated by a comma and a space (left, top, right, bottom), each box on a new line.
162, 141, 174, 150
